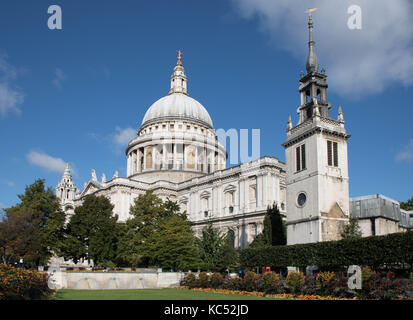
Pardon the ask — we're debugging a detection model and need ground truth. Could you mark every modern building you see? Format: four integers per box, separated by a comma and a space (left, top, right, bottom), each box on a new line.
350, 194, 412, 237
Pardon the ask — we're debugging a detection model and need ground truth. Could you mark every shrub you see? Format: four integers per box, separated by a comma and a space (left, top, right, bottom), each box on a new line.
333, 272, 355, 298
243, 271, 258, 291
302, 275, 319, 296
210, 273, 223, 289
316, 271, 337, 296
181, 273, 197, 287
198, 272, 209, 288
262, 272, 280, 293
0, 264, 53, 300
286, 271, 305, 295
357, 270, 409, 300
229, 277, 244, 291
362, 267, 374, 282
410, 274, 413, 291
274, 279, 289, 294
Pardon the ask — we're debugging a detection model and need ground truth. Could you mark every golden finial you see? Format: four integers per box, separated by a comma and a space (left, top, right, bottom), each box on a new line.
66, 163, 69, 169
176, 49, 183, 65
306, 8, 317, 15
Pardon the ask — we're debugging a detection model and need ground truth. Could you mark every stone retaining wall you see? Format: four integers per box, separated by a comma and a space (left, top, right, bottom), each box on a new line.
47, 267, 185, 290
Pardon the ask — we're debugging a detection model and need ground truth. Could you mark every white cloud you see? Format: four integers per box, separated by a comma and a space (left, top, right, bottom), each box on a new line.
231, 0, 413, 96
0, 53, 24, 116
26, 151, 70, 174
396, 139, 413, 163
52, 67, 66, 89
0, 179, 15, 187
113, 126, 136, 146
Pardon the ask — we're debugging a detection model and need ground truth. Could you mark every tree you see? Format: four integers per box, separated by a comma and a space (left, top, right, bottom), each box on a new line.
2, 179, 65, 266
117, 190, 166, 266
341, 216, 363, 240
61, 194, 118, 265
140, 215, 200, 270
196, 223, 224, 271
269, 205, 287, 246
0, 208, 39, 264
117, 190, 197, 268
217, 232, 239, 272
400, 196, 413, 211
250, 204, 286, 248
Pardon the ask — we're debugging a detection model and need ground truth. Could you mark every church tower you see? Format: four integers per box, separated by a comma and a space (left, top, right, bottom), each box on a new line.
56, 163, 78, 218
282, 11, 350, 245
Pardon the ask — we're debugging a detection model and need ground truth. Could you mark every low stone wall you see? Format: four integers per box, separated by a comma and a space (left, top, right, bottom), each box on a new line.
47, 267, 185, 290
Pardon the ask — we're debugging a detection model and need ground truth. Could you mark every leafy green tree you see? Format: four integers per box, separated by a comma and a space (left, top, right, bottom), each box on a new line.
269, 205, 287, 246
341, 216, 363, 240
117, 190, 196, 268
400, 197, 413, 211
117, 190, 166, 266
195, 224, 240, 272
217, 232, 239, 272
0, 208, 39, 264
250, 204, 286, 247
3, 179, 65, 266
196, 223, 225, 271
61, 194, 118, 265
140, 215, 200, 270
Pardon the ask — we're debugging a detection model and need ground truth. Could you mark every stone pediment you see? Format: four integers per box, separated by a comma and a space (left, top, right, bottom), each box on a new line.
81, 181, 102, 196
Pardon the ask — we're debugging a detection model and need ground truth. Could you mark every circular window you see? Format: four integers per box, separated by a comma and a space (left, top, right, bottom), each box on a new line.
297, 193, 307, 207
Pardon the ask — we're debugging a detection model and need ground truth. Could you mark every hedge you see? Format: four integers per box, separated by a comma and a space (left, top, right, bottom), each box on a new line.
241, 231, 413, 269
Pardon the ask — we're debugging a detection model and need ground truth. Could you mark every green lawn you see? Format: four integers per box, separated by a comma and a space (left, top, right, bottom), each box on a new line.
54, 288, 286, 300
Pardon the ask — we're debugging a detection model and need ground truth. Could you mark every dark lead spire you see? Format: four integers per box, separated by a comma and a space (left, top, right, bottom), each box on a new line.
305, 9, 319, 74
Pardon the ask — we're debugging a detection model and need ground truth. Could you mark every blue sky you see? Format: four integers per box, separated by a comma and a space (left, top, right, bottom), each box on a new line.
0, 0, 412, 211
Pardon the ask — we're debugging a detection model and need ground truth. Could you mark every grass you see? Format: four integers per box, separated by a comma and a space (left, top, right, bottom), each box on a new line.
54, 288, 287, 300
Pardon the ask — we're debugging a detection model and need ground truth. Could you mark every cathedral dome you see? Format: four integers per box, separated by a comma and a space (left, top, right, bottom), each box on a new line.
141, 93, 213, 129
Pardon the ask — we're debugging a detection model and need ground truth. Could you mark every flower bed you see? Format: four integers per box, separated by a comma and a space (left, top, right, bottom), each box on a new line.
179, 270, 411, 300
0, 264, 53, 300
175, 286, 354, 300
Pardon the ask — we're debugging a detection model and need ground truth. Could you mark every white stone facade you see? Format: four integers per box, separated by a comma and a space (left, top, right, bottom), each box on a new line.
59, 55, 286, 250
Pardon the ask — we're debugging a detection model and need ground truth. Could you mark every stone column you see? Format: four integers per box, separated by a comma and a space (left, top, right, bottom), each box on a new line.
234, 226, 240, 249
143, 148, 147, 170
195, 147, 198, 171
162, 144, 166, 170
217, 184, 222, 216
244, 178, 246, 212
257, 174, 263, 209
127, 154, 130, 176
263, 173, 268, 208
182, 143, 187, 170
273, 174, 280, 205
152, 146, 155, 170
132, 151, 137, 174
239, 179, 244, 214
173, 143, 176, 169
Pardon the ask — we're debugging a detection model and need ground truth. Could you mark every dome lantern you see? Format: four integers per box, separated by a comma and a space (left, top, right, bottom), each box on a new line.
168, 49, 188, 96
